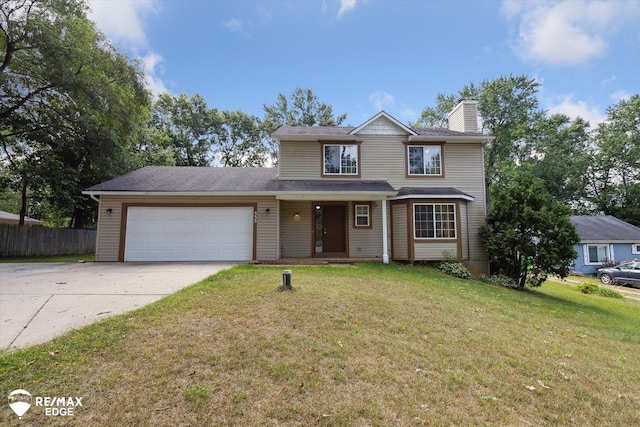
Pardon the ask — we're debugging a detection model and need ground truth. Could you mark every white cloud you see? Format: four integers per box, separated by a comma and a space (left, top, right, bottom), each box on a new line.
501, 0, 640, 66
141, 53, 169, 96
611, 91, 632, 102
88, 0, 168, 97
547, 95, 606, 126
337, 0, 358, 18
368, 90, 394, 111
600, 75, 616, 86
224, 18, 245, 33
88, 0, 158, 48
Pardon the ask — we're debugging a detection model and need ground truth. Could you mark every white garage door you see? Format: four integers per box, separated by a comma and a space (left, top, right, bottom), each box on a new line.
124, 206, 254, 262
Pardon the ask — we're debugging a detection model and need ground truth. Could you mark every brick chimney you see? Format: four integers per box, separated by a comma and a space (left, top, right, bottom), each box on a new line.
447, 100, 479, 133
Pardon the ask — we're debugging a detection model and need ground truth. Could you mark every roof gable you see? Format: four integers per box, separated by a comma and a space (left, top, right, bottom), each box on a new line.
350, 111, 416, 136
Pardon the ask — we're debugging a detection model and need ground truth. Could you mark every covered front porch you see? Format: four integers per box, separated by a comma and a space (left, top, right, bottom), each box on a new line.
272, 179, 397, 263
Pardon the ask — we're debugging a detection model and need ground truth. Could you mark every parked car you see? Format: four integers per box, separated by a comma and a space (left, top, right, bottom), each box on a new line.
597, 261, 640, 287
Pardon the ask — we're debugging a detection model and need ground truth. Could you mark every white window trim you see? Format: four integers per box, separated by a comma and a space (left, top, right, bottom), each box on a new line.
632, 243, 640, 255
413, 203, 456, 239
323, 144, 358, 175
407, 145, 443, 176
354, 204, 370, 227
583, 244, 613, 265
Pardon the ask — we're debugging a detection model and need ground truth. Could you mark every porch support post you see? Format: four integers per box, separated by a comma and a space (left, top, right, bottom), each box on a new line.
381, 198, 389, 263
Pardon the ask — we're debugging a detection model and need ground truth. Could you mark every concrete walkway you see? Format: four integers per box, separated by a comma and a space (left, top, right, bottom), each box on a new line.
0, 262, 232, 350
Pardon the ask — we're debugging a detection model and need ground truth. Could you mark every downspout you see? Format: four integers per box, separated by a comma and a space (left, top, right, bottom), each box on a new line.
381, 198, 389, 263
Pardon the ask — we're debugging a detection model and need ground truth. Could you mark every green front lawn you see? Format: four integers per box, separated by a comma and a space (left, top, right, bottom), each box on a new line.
1, 264, 638, 425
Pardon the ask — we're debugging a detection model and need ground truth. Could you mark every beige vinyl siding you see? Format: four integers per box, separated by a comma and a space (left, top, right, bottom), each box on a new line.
276, 124, 488, 271
94, 195, 278, 262
279, 142, 321, 179
448, 101, 478, 133
95, 197, 123, 262
414, 242, 457, 260
392, 203, 408, 260
459, 202, 469, 261
278, 139, 487, 266
348, 202, 383, 259
360, 136, 407, 183
280, 200, 312, 257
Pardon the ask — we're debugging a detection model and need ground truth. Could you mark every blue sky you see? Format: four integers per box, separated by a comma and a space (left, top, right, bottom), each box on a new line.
88, 0, 640, 127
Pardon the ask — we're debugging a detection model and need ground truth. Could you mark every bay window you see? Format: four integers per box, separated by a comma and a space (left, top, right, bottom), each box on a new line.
414, 204, 456, 239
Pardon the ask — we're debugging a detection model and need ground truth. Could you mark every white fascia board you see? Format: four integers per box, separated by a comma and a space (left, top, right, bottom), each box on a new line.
581, 240, 639, 244
276, 192, 396, 201
83, 190, 398, 201
82, 191, 277, 197
408, 135, 493, 143
388, 194, 475, 202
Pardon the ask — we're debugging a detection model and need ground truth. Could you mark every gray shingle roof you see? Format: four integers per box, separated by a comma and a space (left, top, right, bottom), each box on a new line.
570, 215, 640, 242
85, 167, 396, 195
272, 126, 356, 136
85, 167, 279, 192
0, 210, 44, 225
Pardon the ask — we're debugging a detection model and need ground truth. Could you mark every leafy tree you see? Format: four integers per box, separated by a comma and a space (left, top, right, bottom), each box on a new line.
587, 95, 640, 226
152, 93, 216, 166
216, 110, 268, 167
414, 75, 542, 210
130, 123, 176, 169
262, 87, 347, 162
526, 114, 591, 206
480, 172, 580, 289
412, 83, 479, 128
1, 0, 150, 227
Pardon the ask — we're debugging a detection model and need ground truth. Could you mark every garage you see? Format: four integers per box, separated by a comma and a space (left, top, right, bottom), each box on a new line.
123, 206, 254, 262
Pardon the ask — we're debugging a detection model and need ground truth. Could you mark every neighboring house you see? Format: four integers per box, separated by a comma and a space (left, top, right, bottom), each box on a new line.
0, 210, 44, 226
83, 100, 491, 274
570, 215, 640, 275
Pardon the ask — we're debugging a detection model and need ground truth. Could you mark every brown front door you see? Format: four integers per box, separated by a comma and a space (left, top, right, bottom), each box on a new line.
314, 204, 346, 255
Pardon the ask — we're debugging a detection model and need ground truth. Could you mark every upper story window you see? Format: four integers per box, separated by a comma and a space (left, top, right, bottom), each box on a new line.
324, 144, 358, 176
408, 145, 442, 176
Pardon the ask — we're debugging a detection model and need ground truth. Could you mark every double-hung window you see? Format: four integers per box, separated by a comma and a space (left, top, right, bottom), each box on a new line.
414, 204, 456, 239
354, 203, 371, 228
324, 144, 358, 175
408, 145, 442, 176
633, 243, 640, 255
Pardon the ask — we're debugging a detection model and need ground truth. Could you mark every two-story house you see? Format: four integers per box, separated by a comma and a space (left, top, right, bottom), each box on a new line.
84, 100, 490, 274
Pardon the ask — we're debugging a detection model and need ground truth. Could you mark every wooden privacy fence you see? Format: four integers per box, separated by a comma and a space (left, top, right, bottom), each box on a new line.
0, 224, 96, 257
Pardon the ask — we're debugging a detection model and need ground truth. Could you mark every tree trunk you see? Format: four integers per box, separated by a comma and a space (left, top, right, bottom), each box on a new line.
72, 207, 86, 229
19, 179, 27, 226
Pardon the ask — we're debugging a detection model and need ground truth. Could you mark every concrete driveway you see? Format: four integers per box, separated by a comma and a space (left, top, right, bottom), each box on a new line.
0, 262, 232, 350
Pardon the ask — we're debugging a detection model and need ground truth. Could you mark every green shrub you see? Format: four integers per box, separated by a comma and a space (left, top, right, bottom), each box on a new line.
485, 274, 519, 289
578, 283, 623, 298
438, 261, 470, 279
